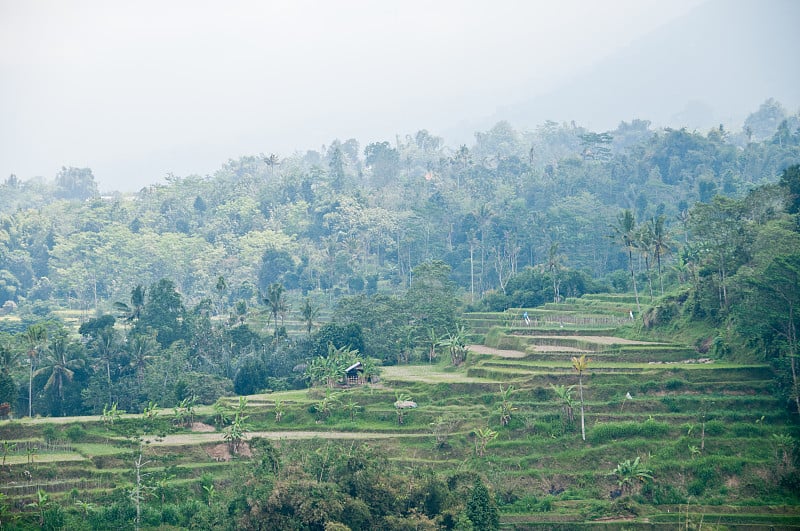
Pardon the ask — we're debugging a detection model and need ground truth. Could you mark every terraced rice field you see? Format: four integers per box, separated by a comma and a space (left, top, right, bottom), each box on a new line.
1, 294, 798, 528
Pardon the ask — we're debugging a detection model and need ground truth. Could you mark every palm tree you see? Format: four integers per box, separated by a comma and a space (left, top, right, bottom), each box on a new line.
128, 334, 156, 385
571, 354, 591, 441
613, 210, 640, 312
25, 324, 47, 417
113, 285, 146, 324
300, 298, 319, 335
0, 343, 20, 374
263, 283, 288, 334
215, 276, 228, 316
88, 327, 119, 406
649, 215, 672, 296
33, 336, 84, 414
546, 242, 565, 303
636, 223, 655, 300
263, 153, 280, 178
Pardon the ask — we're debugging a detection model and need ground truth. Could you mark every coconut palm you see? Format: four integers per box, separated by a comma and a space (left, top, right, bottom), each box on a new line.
90, 327, 119, 406
636, 222, 655, 300
300, 298, 319, 335
33, 335, 84, 414
546, 242, 565, 303
113, 284, 146, 324
613, 209, 640, 312
571, 354, 591, 441
128, 333, 156, 385
649, 215, 673, 296
0, 343, 20, 375
263, 282, 289, 334
215, 275, 228, 316
24, 324, 47, 417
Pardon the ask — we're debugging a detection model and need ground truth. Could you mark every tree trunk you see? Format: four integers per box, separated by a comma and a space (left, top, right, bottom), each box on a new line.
790, 354, 800, 416
789, 306, 800, 416
469, 242, 475, 303
628, 249, 641, 312
578, 375, 586, 441
28, 361, 33, 417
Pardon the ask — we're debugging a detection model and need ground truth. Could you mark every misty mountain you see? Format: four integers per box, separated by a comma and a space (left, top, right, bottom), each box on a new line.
481, 0, 800, 134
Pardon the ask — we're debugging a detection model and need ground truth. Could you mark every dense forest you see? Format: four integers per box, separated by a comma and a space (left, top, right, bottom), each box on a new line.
0, 97, 799, 418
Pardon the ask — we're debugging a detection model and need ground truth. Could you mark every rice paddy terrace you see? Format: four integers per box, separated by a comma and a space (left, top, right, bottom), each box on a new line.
1, 294, 798, 529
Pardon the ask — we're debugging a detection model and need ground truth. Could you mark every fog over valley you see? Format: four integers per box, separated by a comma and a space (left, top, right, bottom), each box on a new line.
1, 0, 798, 191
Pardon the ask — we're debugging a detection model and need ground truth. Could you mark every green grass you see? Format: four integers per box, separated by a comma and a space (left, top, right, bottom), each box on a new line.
2, 296, 797, 528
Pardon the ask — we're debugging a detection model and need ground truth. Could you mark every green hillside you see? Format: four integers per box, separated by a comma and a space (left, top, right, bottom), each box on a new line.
1, 296, 797, 529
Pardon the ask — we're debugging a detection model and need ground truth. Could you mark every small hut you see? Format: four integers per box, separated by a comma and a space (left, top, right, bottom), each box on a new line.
345, 362, 364, 386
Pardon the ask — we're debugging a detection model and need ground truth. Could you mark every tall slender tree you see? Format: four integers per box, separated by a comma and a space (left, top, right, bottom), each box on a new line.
572, 354, 591, 441
649, 215, 672, 296
300, 298, 319, 335
24, 324, 47, 417
613, 210, 640, 312
263, 283, 288, 334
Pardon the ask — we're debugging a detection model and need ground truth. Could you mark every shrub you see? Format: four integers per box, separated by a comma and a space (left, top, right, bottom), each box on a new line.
638, 380, 659, 394
65, 424, 86, 442
42, 505, 65, 531
731, 423, 765, 437
160, 504, 181, 526
687, 479, 706, 496
660, 396, 682, 412
42, 424, 58, 441
590, 420, 670, 443
703, 420, 725, 436
664, 378, 686, 390
641, 482, 686, 505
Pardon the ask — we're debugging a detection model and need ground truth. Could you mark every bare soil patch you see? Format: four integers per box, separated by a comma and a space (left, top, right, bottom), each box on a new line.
205, 442, 252, 461
191, 422, 216, 432
530, 345, 587, 353
382, 364, 491, 383
469, 345, 527, 358
532, 335, 663, 345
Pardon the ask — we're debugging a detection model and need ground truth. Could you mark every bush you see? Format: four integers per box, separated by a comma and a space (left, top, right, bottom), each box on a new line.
42, 505, 65, 531
687, 479, 706, 496
660, 396, 682, 412
641, 482, 686, 505
638, 380, 659, 394
590, 420, 670, 443
731, 423, 765, 437
65, 424, 86, 441
42, 424, 58, 441
703, 420, 725, 436
664, 378, 686, 390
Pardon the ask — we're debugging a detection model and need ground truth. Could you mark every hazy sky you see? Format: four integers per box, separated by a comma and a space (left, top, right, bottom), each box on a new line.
1, 0, 706, 191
